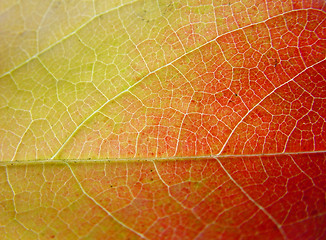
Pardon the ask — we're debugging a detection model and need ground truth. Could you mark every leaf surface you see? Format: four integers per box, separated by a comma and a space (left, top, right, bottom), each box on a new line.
0, 0, 325, 239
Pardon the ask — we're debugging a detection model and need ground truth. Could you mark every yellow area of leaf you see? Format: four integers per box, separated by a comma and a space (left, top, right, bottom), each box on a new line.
0, 0, 225, 161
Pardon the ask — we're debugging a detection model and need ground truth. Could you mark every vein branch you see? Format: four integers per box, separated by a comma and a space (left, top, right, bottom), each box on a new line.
65, 162, 149, 240
215, 157, 288, 240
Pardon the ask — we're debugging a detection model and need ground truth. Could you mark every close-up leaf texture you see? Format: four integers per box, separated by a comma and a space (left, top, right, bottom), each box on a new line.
0, 0, 325, 239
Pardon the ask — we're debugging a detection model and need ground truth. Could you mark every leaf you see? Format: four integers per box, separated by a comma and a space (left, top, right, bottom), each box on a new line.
0, 0, 325, 239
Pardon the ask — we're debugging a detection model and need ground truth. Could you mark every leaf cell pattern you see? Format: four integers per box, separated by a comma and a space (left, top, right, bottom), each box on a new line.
0, 0, 325, 239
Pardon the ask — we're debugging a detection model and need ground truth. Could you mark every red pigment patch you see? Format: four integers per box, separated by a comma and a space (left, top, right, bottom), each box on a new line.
299, 10, 326, 66
223, 77, 318, 155
218, 153, 326, 229
294, 61, 326, 98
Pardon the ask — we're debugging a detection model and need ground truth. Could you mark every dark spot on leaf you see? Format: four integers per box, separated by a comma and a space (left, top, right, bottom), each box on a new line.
303, 195, 310, 201
311, 210, 318, 215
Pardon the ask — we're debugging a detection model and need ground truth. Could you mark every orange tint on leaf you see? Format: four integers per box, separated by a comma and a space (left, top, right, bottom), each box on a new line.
0, 0, 325, 239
